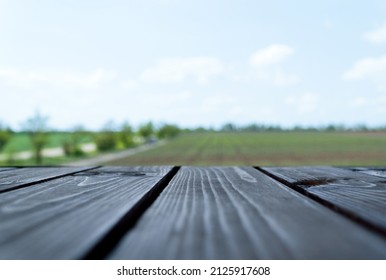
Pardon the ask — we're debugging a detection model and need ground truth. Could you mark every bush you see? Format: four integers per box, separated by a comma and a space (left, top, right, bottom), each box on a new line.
95, 132, 117, 151
62, 141, 85, 157
23, 111, 49, 164
0, 129, 11, 153
120, 122, 135, 148
62, 128, 88, 157
157, 124, 180, 139
138, 122, 154, 141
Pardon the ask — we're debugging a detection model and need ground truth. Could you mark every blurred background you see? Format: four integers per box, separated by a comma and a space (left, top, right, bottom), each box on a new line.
1, 0, 386, 166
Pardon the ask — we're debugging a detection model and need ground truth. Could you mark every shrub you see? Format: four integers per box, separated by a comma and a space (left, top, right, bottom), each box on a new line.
95, 132, 117, 151
0, 129, 11, 153
157, 124, 180, 139
138, 122, 154, 141
120, 122, 135, 148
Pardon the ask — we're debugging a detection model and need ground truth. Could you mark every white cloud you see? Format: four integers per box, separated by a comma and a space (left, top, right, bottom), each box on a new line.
286, 93, 319, 114
343, 55, 386, 79
140, 57, 224, 84
249, 44, 299, 86
364, 22, 386, 44
250, 44, 294, 67
343, 55, 386, 90
0, 67, 114, 89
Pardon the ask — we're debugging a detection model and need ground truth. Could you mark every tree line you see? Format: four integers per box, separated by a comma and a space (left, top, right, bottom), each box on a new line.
208, 123, 386, 133
0, 112, 181, 164
1, 113, 385, 165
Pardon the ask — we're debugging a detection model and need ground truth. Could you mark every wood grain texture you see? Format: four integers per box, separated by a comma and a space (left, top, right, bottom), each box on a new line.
350, 167, 386, 179
0, 166, 172, 259
109, 167, 386, 259
262, 166, 386, 233
0, 166, 94, 193
0, 168, 16, 173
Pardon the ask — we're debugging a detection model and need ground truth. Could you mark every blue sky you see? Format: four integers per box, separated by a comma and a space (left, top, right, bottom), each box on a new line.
1, 0, 386, 130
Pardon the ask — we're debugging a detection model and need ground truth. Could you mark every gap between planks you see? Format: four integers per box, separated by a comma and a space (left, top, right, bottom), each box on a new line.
108, 166, 386, 259
1, 165, 385, 259
83, 166, 180, 259
0, 166, 176, 259
256, 166, 386, 239
0, 166, 100, 194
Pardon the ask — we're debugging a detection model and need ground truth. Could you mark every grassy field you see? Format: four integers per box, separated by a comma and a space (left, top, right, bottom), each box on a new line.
106, 131, 386, 166
0, 132, 95, 166
2, 132, 93, 153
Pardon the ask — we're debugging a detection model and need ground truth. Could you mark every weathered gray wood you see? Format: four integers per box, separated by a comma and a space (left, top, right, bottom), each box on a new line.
0, 168, 16, 173
0, 166, 172, 259
262, 166, 386, 233
109, 167, 386, 259
350, 167, 386, 179
0, 166, 95, 193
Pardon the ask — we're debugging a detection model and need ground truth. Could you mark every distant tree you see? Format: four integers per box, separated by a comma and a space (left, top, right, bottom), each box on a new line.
23, 111, 49, 164
157, 124, 180, 139
194, 127, 208, 133
63, 125, 87, 157
293, 125, 304, 132
354, 124, 369, 132
244, 124, 268, 132
138, 122, 154, 141
305, 126, 318, 132
266, 125, 282, 131
95, 122, 118, 152
0, 123, 12, 153
324, 124, 345, 132
120, 122, 135, 148
221, 123, 237, 132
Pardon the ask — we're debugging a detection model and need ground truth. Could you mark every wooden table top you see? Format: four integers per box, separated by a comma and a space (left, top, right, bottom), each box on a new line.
0, 166, 385, 260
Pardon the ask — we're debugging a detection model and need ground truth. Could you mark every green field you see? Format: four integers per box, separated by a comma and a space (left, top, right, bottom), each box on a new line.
2, 132, 92, 153
0, 132, 95, 166
106, 132, 386, 166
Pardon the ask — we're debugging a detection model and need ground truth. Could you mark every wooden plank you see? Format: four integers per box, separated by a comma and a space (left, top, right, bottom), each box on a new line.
261, 166, 386, 234
0, 166, 173, 259
0, 166, 95, 193
0, 168, 17, 173
109, 167, 386, 259
350, 167, 386, 179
